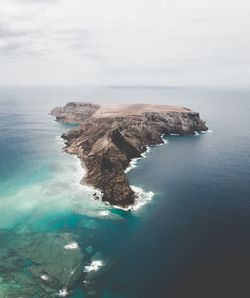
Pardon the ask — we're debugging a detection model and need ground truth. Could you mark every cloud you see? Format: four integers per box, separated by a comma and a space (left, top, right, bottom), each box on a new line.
0, 0, 250, 87
0, 22, 29, 57
0, 20, 49, 57
0, 22, 27, 38
11, 0, 59, 3
0, 17, 97, 58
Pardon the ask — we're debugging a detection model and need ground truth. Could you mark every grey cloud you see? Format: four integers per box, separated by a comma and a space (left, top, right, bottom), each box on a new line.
0, 39, 50, 58
0, 22, 37, 57
109, 66, 185, 75
0, 19, 98, 59
75, 51, 104, 61
1, 0, 249, 87
11, 0, 60, 3
50, 28, 91, 45
0, 41, 22, 56
0, 23, 28, 57
0, 23, 28, 38
50, 27, 102, 60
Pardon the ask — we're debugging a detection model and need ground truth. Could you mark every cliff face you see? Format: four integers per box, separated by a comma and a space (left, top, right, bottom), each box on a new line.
50, 102, 100, 123
51, 103, 208, 207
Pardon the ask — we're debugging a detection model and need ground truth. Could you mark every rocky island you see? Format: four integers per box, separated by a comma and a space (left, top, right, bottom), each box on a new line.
51, 102, 208, 207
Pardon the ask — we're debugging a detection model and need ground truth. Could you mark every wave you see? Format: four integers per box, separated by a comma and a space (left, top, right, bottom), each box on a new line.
131, 186, 155, 210
64, 242, 79, 250
98, 210, 110, 217
195, 129, 213, 136
58, 288, 69, 297
113, 186, 154, 211
120, 136, 169, 211
201, 129, 213, 134
124, 157, 142, 173
125, 135, 168, 173
125, 146, 152, 173
161, 134, 169, 143
84, 260, 104, 272
141, 145, 151, 157
40, 274, 49, 281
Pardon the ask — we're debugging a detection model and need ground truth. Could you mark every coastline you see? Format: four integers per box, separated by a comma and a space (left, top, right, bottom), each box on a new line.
61, 133, 157, 212
56, 135, 113, 218
61, 128, 213, 213
78, 134, 170, 211
52, 102, 208, 207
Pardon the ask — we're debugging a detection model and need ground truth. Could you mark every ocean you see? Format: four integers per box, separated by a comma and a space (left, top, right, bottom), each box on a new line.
0, 86, 249, 298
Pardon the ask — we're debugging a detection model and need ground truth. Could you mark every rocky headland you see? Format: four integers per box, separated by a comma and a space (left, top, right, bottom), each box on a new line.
51, 102, 208, 207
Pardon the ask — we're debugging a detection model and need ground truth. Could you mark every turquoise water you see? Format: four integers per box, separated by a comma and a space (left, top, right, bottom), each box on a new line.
0, 86, 250, 297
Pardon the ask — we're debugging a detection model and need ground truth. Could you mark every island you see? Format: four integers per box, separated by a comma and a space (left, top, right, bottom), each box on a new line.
50, 102, 208, 207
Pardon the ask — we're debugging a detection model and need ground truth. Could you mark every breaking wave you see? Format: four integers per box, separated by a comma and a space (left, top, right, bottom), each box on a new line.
125, 135, 168, 173
113, 186, 155, 211
84, 260, 104, 272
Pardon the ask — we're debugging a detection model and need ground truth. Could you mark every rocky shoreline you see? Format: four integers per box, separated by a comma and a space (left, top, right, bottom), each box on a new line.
51, 102, 208, 207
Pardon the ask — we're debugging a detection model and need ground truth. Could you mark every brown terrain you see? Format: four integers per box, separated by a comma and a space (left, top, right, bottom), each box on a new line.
50, 102, 208, 207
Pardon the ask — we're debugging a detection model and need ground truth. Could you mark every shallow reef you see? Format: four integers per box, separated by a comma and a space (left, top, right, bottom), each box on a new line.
0, 230, 85, 297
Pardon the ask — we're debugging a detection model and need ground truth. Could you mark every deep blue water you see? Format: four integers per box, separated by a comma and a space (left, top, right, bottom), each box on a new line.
0, 86, 250, 297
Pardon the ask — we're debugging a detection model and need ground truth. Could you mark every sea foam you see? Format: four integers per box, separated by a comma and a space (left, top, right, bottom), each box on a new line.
131, 186, 155, 210
113, 186, 155, 211
84, 260, 104, 272
201, 129, 213, 134
161, 134, 169, 144
40, 274, 49, 281
195, 129, 213, 136
98, 210, 110, 217
125, 144, 153, 173
64, 242, 79, 250
122, 137, 169, 210
58, 288, 69, 297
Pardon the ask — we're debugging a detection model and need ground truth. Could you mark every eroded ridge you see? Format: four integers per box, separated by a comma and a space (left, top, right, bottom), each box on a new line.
51, 102, 208, 207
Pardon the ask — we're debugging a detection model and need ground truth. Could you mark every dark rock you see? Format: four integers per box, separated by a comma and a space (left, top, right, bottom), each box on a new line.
51, 103, 208, 207
50, 102, 100, 123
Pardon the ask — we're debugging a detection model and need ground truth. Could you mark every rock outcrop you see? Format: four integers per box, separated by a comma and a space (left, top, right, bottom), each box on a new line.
51, 103, 208, 207
51, 102, 100, 123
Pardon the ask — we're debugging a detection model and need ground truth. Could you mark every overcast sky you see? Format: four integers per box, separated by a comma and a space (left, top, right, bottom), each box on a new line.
0, 0, 250, 87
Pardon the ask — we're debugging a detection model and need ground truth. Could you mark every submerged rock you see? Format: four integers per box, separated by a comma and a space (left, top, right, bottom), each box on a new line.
0, 230, 85, 297
82, 253, 107, 298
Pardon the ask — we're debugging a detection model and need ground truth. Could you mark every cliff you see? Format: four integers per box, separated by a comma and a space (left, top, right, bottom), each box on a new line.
50, 102, 208, 207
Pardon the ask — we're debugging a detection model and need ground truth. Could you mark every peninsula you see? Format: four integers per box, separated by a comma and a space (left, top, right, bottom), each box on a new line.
51, 102, 208, 207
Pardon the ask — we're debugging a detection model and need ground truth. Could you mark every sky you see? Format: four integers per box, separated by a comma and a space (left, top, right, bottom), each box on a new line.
0, 0, 250, 87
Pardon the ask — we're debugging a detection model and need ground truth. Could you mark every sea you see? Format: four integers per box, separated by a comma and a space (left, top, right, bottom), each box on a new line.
0, 86, 249, 298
